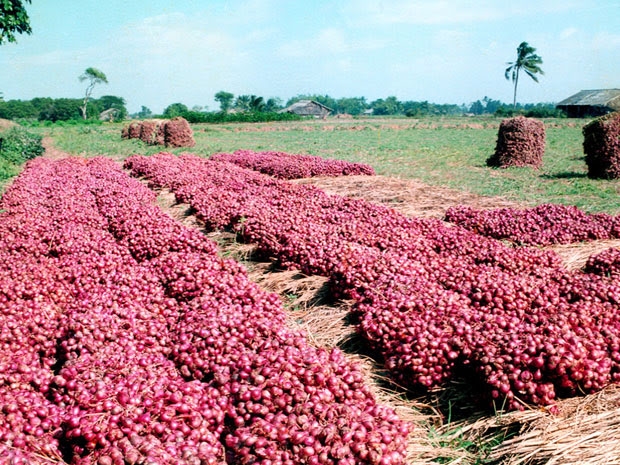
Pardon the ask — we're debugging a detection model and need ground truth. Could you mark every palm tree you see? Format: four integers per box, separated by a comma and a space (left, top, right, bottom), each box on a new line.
249, 95, 265, 112
505, 42, 544, 109
234, 95, 252, 112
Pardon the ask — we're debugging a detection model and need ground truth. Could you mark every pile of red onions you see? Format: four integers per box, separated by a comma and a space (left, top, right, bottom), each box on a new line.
585, 247, 620, 277
210, 149, 375, 179
0, 156, 409, 464
444, 203, 620, 246
125, 152, 620, 412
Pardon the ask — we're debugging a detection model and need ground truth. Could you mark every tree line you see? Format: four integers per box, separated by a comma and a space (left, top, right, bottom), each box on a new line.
0, 93, 562, 123
0, 96, 128, 122
138, 93, 563, 120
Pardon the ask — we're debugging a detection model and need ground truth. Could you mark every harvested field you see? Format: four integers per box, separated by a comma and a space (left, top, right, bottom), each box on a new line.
5, 132, 617, 464
152, 161, 620, 464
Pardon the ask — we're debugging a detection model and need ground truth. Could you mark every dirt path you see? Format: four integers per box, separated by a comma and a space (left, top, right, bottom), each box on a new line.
41, 136, 74, 160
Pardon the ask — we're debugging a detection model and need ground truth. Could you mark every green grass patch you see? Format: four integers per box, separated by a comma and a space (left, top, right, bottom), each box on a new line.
31, 116, 620, 215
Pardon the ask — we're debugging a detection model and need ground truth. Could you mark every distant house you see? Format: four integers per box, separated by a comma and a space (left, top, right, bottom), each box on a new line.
556, 89, 620, 118
99, 108, 120, 122
279, 100, 332, 118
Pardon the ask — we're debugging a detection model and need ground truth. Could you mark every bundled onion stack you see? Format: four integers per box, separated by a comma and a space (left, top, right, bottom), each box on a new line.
583, 111, 620, 179
487, 116, 545, 168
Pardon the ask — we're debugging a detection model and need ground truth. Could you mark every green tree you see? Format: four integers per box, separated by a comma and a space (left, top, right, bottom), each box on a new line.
0, 0, 32, 45
163, 102, 188, 118
335, 97, 367, 115
370, 96, 402, 115
0, 99, 37, 119
30, 97, 53, 113
403, 100, 433, 117
249, 95, 265, 112
39, 98, 82, 122
96, 95, 128, 121
469, 100, 485, 115
135, 106, 152, 119
505, 42, 544, 109
214, 91, 234, 112
234, 95, 252, 112
79, 67, 108, 119
264, 97, 282, 112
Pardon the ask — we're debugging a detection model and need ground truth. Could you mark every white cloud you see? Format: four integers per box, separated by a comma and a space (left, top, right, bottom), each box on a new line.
344, 0, 583, 26
8, 48, 94, 68
433, 29, 469, 49
591, 32, 620, 50
560, 27, 579, 40
277, 28, 387, 58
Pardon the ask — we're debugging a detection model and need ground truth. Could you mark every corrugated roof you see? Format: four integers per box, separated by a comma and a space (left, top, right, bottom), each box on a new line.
557, 89, 620, 107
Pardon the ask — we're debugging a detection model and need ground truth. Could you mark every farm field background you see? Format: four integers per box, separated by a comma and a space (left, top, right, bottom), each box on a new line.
3, 116, 620, 464
39, 116, 620, 215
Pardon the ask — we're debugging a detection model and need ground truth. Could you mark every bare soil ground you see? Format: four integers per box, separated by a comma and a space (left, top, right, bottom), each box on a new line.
39, 141, 620, 464
0, 118, 17, 130
42, 136, 73, 160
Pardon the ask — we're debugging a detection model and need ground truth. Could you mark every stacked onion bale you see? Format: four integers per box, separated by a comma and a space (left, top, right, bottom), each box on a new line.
121, 117, 195, 148
120, 121, 142, 140
487, 116, 545, 168
163, 116, 195, 148
583, 112, 620, 179
138, 119, 165, 146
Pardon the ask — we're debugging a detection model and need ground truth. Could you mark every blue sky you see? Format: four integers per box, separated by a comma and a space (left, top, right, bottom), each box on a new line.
1, 0, 618, 113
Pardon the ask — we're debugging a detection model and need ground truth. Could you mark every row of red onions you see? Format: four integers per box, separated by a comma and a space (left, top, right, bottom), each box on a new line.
125, 152, 620, 412
1, 158, 226, 464
92, 156, 410, 465
0, 156, 409, 464
209, 149, 375, 179
444, 203, 620, 246
585, 247, 620, 277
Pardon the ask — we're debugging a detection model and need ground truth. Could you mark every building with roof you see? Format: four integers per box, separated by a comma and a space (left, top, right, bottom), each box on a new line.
279, 100, 332, 118
556, 89, 620, 118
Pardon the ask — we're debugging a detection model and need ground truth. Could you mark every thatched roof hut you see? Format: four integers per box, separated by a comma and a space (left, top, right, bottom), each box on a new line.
556, 89, 620, 118
280, 100, 332, 118
99, 108, 120, 122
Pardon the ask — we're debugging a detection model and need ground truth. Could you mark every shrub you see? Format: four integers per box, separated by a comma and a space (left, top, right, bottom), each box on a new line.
0, 127, 44, 164
182, 110, 302, 124
487, 116, 545, 168
583, 112, 620, 179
